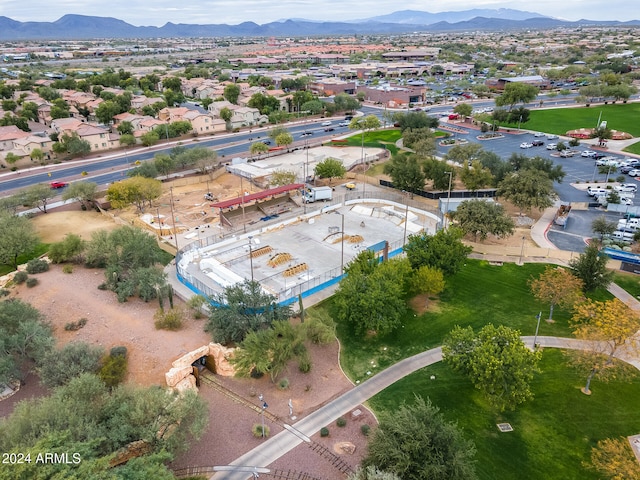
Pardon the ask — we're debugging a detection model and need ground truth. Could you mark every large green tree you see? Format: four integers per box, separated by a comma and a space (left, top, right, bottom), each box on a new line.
223, 83, 241, 104
383, 154, 426, 196
0, 213, 39, 269
404, 228, 472, 276
450, 199, 515, 241
206, 280, 292, 344
361, 396, 477, 480
568, 244, 614, 292
314, 157, 346, 183
61, 181, 98, 210
495, 82, 539, 111
497, 170, 556, 214
106, 176, 162, 212
332, 256, 411, 337
22, 183, 57, 214
443, 324, 541, 411
0, 299, 54, 385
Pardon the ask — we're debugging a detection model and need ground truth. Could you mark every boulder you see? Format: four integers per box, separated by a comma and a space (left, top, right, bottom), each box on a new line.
208, 343, 236, 377
165, 366, 193, 388
171, 345, 210, 369
174, 375, 197, 394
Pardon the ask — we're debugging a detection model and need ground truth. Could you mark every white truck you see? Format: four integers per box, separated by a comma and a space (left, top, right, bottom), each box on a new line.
304, 186, 333, 203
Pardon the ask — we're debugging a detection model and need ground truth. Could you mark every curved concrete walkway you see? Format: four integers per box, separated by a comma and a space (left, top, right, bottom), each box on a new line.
212, 335, 639, 479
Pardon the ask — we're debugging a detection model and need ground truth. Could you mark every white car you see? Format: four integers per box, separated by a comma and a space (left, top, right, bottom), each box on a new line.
321, 121, 332, 127
615, 184, 638, 193
533, 132, 546, 137
520, 142, 533, 149
596, 158, 620, 167
338, 121, 349, 127
581, 150, 597, 158
546, 134, 558, 140
629, 169, 640, 177
546, 143, 557, 150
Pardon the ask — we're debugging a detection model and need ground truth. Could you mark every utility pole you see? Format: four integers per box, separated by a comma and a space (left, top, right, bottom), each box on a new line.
444, 172, 452, 229
169, 187, 179, 252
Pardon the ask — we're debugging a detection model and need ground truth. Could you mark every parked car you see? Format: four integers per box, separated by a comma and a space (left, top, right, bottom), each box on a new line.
546, 143, 557, 150
587, 187, 608, 197
520, 142, 533, 149
533, 132, 546, 137
560, 150, 576, 157
596, 158, 620, 167
628, 169, 640, 177
581, 150, 597, 158
50, 181, 68, 189
620, 165, 635, 173
532, 140, 545, 146
615, 183, 639, 193
592, 153, 607, 160
546, 134, 558, 140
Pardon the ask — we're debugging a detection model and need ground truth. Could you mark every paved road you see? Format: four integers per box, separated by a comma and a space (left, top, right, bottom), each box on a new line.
211, 334, 638, 480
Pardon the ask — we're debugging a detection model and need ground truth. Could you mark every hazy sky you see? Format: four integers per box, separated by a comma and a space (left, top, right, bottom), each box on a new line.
0, 0, 634, 26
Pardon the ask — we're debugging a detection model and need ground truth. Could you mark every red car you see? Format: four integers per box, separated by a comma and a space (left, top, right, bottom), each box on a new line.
50, 181, 69, 189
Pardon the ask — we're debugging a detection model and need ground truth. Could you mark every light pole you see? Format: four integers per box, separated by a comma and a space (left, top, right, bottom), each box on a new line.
248, 236, 254, 282
519, 235, 526, 265
444, 171, 452, 229
258, 394, 268, 438
334, 211, 345, 274
169, 187, 179, 252
533, 311, 542, 349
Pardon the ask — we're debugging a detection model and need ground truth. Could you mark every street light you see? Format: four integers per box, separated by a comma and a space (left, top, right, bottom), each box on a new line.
248, 236, 254, 282
519, 235, 526, 265
444, 171, 452, 229
258, 394, 268, 438
334, 211, 345, 274
533, 311, 542, 349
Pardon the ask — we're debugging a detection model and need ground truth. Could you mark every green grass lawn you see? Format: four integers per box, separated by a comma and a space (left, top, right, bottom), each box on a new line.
0, 243, 49, 276
326, 259, 613, 383
342, 129, 402, 155
624, 141, 640, 155
506, 103, 640, 138
368, 349, 640, 480
612, 270, 640, 298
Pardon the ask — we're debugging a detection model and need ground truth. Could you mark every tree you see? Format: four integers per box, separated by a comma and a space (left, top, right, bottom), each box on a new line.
508, 154, 565, 183
128, 161, 159, 179
231, 320, 306, 382
453, 102, 473, 118
477, 151, 510, 184
410, 265, 445, 300
444, 143, 483, 167
404, 228, 472, 276
349, 466, 400, 480
393, 111, 439, 132
497, 170, 557, 214
94, 99, 121, 125
56, 132, 91, 157
333, 257, 411, 337
590, 437, 640, 480
270, 169, 297, 187
459, 161, 494, 193
495, 82, 539, 110
140, 131, 159, 147
591, 215, 617, 240
162, 76, 182, 91
268, 125, 289, 140
423, 158, 455, 190
223, 83, 240, 104
570, 298, 640, 394
442, 324, 541, 411
450, 200, 515, 241
383, 154, 426, 196
29, 148, 44, 164
119, 133, 136, 147
205, 280, 292, 344
61, 181, 98, 210
275, 132, 293, 148
0, 213, 39, 269
591, 124, 613, 148
0, 299, 54, 385
37, 342, 104, 389
529, 266, 584, 321
361, 396, 477, 480
22, 183, 56, 214
117, 120, 134, 136
250, 141, 269, 158
568, 244, 614, 292
314, 157, 346, 183
333, 92, 361, 112
106, 177, 162, 212
154, 153, 175, 178
47, 233, 86, 264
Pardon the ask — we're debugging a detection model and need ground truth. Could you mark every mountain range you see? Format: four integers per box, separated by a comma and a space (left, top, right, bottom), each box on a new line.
0, 10, 638, 40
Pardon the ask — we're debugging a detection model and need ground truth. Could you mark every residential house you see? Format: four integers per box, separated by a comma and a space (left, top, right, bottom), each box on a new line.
0, 125, 30, 152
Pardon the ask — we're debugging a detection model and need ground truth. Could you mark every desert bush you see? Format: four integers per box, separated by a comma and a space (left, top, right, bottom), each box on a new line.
252, 424, 270, 438
187, 294, 208, 319
361, 424, 371, 436
26, 258, 49, 274
320, 427, 329, 437
298, 351, 312, 373
26, 277, 38, 288
62, 264, 73, 274
64, 318, 87, 331
48, 234, 85, 264
154, 307, 184, 331
110, 346, 128, 358
37, 341, 104, 388
13, 271, 28, 284
278, 378, 290, 390
337, 417, 347, 427
99, 353, 128, 388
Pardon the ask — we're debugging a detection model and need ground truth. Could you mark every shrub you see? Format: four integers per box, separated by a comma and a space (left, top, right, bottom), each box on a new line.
337, 417, 347, 427
26, 258, 50, 274
187, 294, 208, 319
62, 264, 73, 274
99, 354, 128, 388
48, 234, 85, 264
14, 271, 28, 284
320, 427, 329, 437
361, 424, 371, 436
37, 342, 104, 388
110, 346, 128, 358
252, 424, 270, 438
64, 318, 88, 331
26, 277, 38, 288
278, 378, 290, 390
0, 289, 9, 297
298, 352, 312, 374
154, 307, 184, 331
